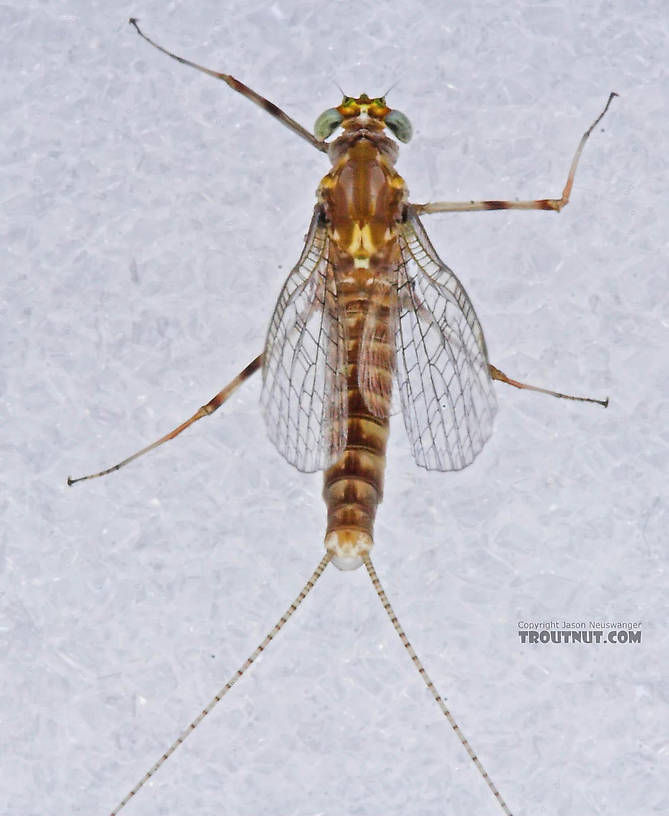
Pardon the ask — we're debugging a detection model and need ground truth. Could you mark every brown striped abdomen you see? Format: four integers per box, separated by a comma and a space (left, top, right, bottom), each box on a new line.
323, 305, 392, 570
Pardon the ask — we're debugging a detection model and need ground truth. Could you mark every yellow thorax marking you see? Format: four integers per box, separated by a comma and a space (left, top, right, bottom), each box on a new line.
348, 222, 378, 262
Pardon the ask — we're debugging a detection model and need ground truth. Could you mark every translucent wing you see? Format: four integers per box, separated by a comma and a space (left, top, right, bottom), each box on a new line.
261, 207, 347, 472
396, 208, 497, 470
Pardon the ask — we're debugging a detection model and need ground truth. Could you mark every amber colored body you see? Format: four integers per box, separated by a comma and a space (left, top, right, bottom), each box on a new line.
319, 121, 407, 569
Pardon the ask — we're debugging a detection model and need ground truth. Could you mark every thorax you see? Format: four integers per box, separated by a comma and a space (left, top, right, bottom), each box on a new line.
318, 131, 407, 277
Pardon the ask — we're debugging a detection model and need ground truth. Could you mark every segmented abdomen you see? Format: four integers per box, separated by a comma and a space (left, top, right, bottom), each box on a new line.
323, 290, 393, 570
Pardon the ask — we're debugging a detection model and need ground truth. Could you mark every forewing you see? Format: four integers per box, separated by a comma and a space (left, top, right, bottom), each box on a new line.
396, 208, 497, 470
261, 207, 347, 472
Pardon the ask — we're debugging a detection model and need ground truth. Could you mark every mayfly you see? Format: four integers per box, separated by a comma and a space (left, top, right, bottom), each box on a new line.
69, 18, 615, 816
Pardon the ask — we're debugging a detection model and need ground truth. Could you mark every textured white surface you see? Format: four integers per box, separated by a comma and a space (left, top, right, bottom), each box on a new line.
2, 1, 667, 815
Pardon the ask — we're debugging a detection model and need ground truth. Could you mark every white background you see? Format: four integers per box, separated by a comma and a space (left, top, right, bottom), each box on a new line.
2, 1, 667, 814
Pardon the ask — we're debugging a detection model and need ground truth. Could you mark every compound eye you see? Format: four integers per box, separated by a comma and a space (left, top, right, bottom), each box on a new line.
314, 108, 344, 140
385, 109, 412, 143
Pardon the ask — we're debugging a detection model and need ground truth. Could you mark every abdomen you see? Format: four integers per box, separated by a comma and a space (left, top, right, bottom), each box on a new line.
323, 303, 391, 570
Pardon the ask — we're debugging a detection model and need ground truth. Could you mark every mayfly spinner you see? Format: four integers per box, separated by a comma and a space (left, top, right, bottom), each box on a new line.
69, 18, 615, 815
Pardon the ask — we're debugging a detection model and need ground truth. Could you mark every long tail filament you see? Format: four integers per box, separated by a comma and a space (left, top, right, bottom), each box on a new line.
363, 553, 514, 816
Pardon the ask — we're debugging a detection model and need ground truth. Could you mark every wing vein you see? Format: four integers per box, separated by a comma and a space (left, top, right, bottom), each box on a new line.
395, 208, 497, 471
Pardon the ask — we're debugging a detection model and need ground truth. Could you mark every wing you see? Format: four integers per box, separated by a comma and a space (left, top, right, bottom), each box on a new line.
396, 208, 497, 471
261, 207, 347, 472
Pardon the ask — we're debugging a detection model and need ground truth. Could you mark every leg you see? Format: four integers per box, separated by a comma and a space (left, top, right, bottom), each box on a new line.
128, 19, 328, 154
108, 551, 332, 815
363, 554, 514, 816
67, 354, 262, 486
413, 93, 617, 215
489, 363, 608, 407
